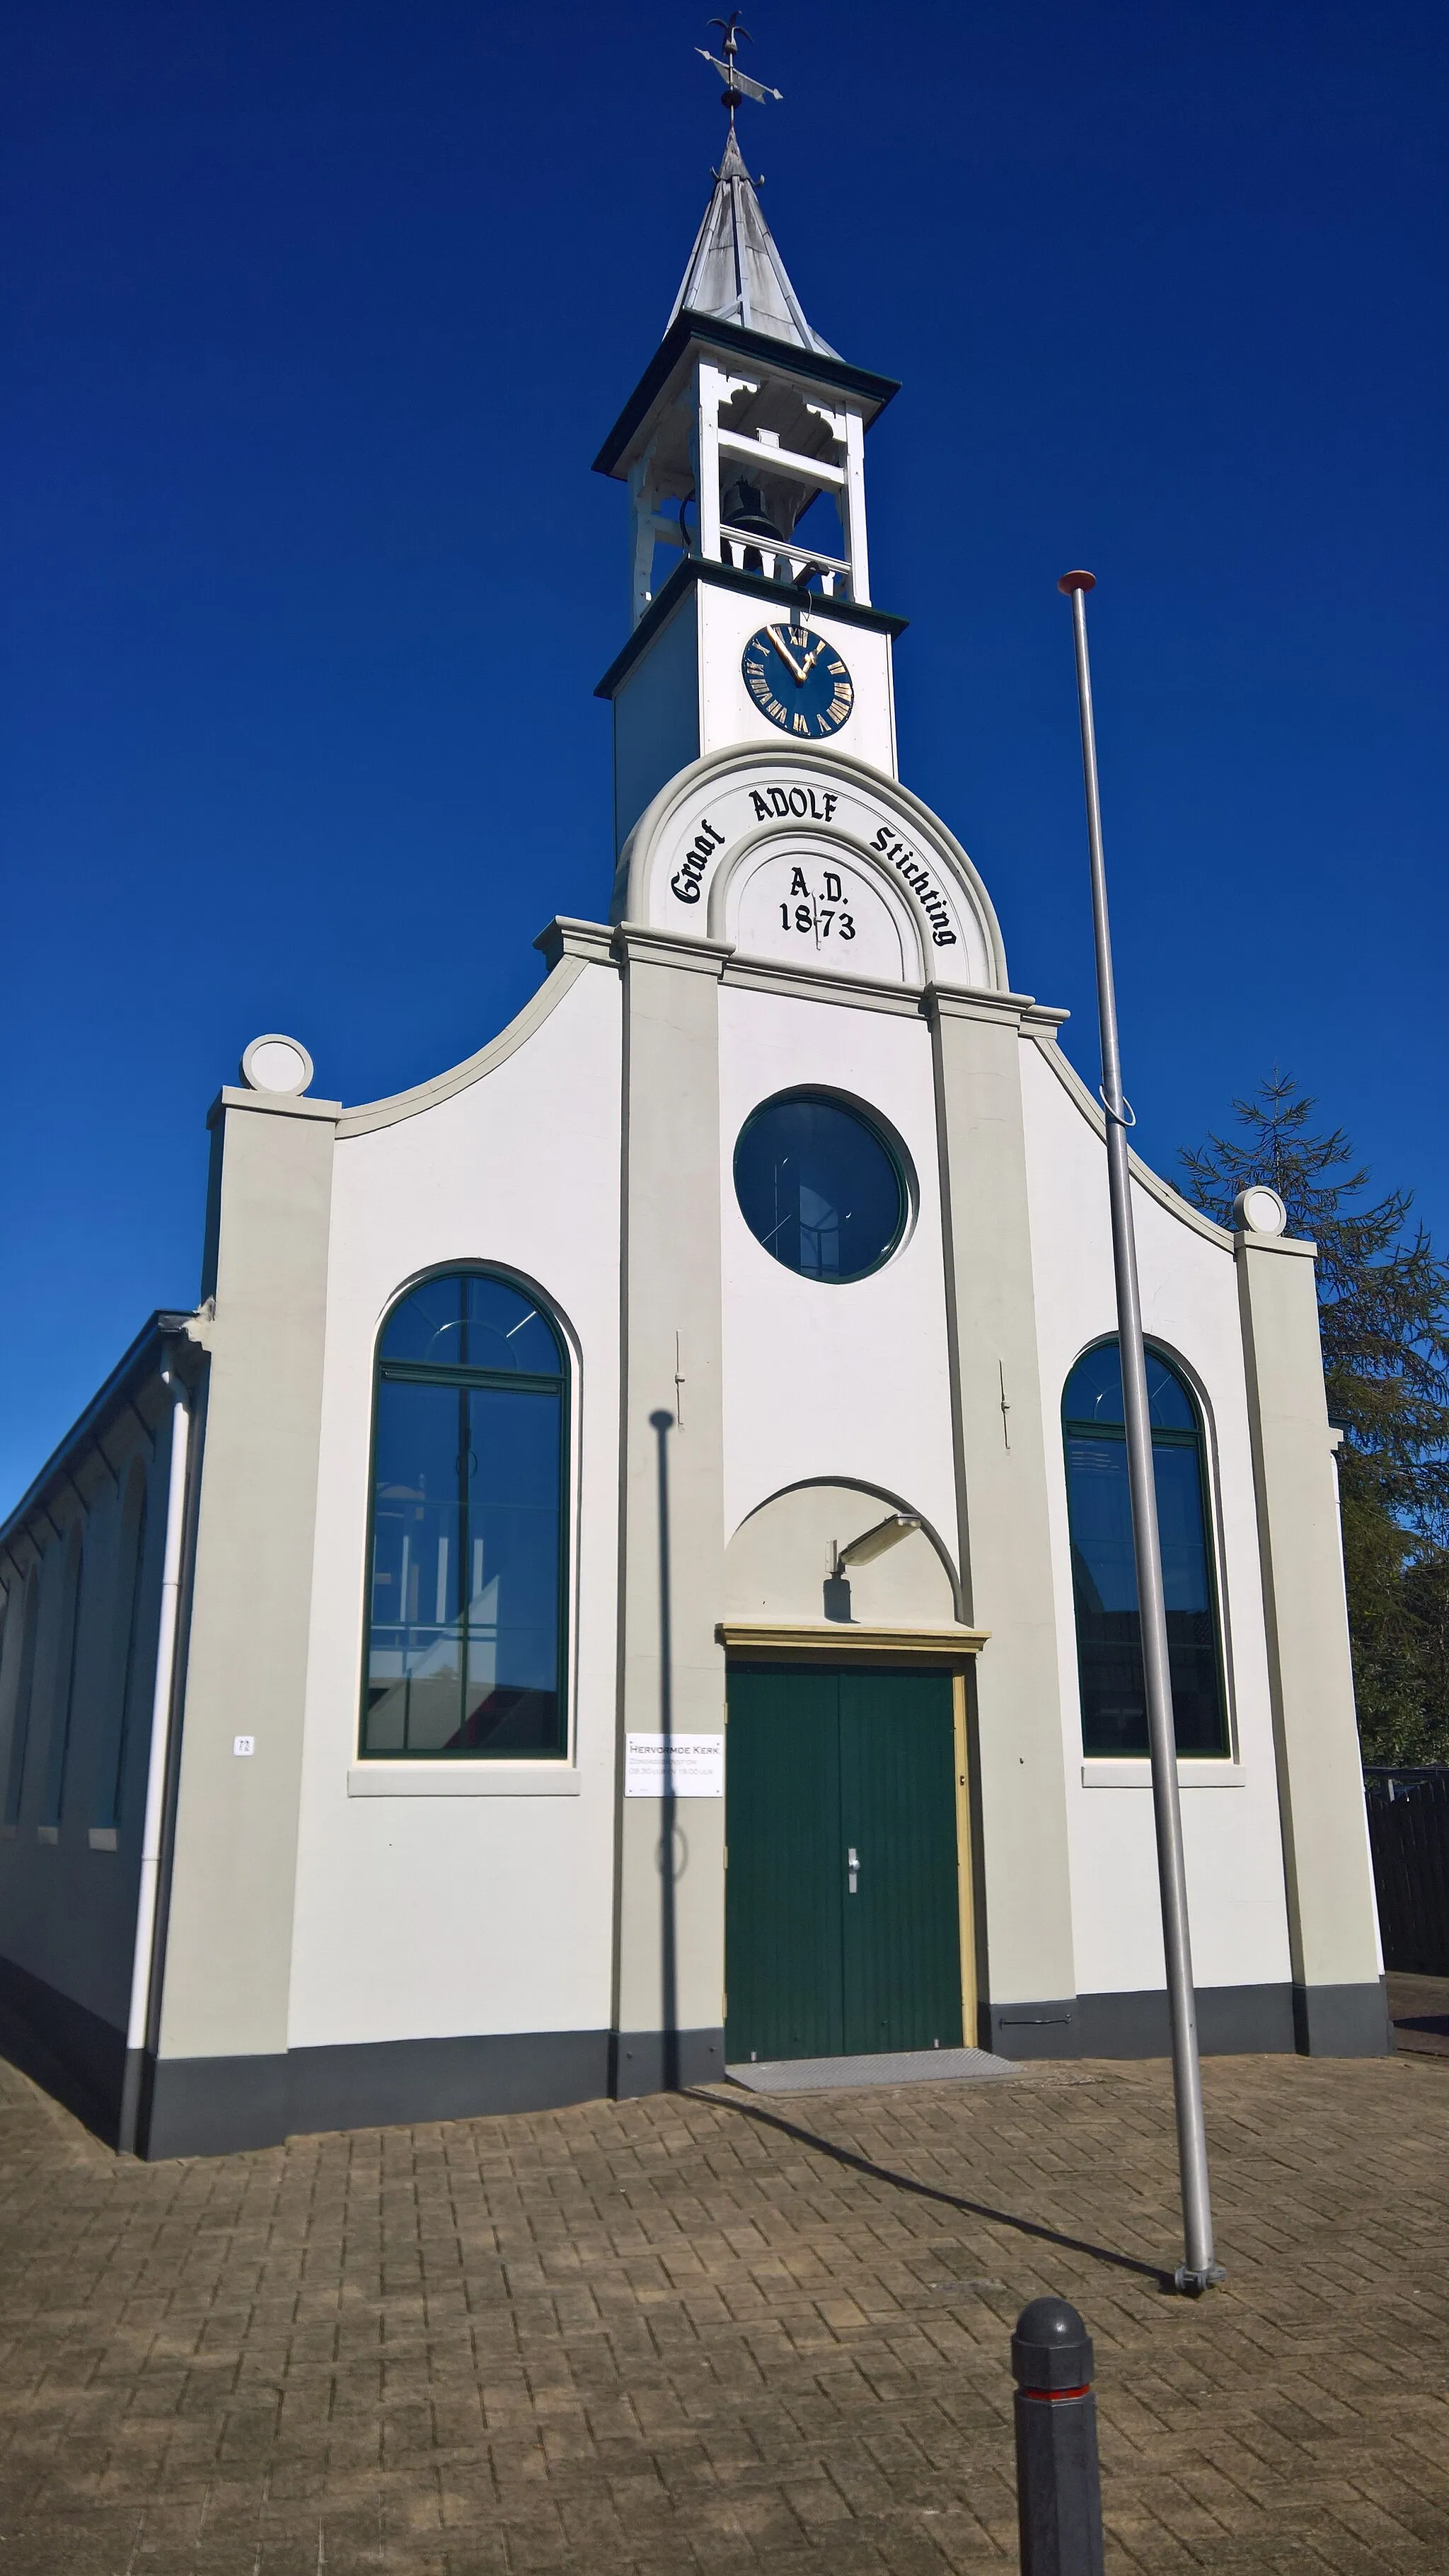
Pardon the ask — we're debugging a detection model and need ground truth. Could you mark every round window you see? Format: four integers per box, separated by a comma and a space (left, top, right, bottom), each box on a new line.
734, 1092, 908, 1282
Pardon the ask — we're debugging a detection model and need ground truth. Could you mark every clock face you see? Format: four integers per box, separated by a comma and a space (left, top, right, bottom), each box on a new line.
742, 623, 855, 739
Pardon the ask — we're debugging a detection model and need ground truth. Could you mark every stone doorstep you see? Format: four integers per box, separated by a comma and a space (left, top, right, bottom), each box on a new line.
724, 2045, 1021, 2094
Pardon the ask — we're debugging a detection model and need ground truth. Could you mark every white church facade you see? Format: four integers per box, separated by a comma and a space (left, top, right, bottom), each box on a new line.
0, 129, 1386, 2159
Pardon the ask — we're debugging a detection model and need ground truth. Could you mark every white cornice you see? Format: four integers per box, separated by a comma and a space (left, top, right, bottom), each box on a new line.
207, 1087, 342, 1131
1234, 1230, 1318, 1260
615, 923, 734, 976
722, 956, 924, 1016
1023, 1022, 1237, 1252
533, 918, 619, 969
927, 986, 1041, 1028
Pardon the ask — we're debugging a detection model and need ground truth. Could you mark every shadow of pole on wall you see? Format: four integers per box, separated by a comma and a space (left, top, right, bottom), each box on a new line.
650, 1409, 679, 2091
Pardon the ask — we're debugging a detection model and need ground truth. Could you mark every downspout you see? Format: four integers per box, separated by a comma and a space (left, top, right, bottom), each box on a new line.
116, 1362, 192, 2154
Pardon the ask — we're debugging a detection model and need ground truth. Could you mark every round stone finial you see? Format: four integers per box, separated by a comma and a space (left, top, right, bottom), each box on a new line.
240, 1033, 315, 1096
1234, 1184, 1288, 1237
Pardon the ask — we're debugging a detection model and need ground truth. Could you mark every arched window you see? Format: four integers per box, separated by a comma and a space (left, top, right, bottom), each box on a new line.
1063, 1341, 1228, 1759
361, 1271, 568, 1760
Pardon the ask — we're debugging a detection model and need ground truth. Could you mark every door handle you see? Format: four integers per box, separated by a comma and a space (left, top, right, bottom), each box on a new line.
847, 1846, 859, 1896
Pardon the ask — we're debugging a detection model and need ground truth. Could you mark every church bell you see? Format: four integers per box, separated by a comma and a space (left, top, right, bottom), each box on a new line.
720, 474, 789, 543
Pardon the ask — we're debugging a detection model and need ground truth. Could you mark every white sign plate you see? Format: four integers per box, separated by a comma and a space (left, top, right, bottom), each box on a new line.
624, 1733, 724, 1798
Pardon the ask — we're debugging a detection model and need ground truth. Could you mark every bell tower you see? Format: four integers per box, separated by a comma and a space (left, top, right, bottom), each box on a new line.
594, 37, 904, 857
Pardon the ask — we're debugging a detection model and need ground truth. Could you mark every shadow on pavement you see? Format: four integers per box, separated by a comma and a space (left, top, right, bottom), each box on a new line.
689, 2084, 1175, 2289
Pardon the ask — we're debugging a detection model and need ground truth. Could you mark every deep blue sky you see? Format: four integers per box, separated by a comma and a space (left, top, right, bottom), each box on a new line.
3, 0, 1445, 1504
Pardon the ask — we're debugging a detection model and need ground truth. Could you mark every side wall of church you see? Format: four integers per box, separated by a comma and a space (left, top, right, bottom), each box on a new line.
0, 1385, 171, 2137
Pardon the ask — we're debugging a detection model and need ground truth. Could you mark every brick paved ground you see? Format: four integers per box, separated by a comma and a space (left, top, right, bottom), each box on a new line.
0, 2047, 1445, 2575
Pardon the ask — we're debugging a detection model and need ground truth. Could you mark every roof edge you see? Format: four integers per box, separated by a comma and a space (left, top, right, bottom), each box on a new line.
593, 313, 899, 480
0, 1310, 199, 1561
594, 555, 907, 702
336, 953, 593, 1136
1023, 1027, 1237, 1252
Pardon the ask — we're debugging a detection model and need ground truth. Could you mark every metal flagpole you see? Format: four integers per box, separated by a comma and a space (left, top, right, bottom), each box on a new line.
1058, 570, 1223, 2295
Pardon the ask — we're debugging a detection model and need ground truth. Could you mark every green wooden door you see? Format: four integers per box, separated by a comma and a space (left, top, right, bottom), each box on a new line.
724, 1668, 844, 2060
725, 1664, 962, 2064
839, 1669, 964, 2053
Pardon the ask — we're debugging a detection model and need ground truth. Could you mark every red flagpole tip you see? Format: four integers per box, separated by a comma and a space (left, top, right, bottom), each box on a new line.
1058, 570, 1097, 594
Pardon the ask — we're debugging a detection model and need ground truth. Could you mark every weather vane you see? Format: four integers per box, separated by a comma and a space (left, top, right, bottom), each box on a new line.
695, 12, 783, 131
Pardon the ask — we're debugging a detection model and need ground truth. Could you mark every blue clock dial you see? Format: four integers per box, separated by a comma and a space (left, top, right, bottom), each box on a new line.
742, 623, 855, 739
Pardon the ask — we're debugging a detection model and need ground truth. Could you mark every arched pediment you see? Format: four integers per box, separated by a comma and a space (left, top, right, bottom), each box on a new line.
613, 744, 1007, 992
724, 1480, 960, 1628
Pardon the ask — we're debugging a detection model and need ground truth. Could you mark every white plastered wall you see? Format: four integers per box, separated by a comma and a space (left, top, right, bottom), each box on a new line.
717, 985, 959, 1571
1020, 1036, 1293, 1999
287, 965, 624, 2050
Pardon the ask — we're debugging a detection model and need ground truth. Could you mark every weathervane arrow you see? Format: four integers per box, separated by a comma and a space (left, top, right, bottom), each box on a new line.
697, 13, 782, 122
695, 46, 783, 105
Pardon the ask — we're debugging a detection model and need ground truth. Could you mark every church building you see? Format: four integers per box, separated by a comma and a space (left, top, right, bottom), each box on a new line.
0, 111, 1386, 2159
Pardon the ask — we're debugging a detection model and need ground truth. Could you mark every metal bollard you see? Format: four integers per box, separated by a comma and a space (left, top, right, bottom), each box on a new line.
1011, 2297, 1105, 2576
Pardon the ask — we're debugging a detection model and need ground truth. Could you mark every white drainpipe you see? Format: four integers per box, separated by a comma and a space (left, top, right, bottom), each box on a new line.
118, 1364, 192, 2152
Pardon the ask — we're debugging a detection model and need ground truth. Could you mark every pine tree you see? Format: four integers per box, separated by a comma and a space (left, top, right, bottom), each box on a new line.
1179, 1070, 1449, 1761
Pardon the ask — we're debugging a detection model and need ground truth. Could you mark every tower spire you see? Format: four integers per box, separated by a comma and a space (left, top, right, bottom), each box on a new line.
671, 18, 837, 356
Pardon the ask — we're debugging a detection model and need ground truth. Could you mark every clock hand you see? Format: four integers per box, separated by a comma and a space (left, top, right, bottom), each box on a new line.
767, 625, 809, 684
800, 639, 828, 676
